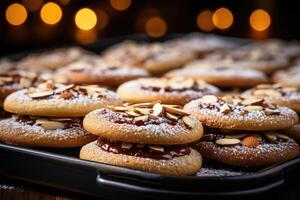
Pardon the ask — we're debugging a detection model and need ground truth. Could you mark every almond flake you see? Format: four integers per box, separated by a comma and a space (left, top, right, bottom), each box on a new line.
201, 95, 218, 104
134, 115, 149, 122
222, 95, 233, 103
282, 87, 297, 92
241, 98, 264, 106
152, 103, 164, 116
149, 145, 164, 153
164, 106, 188, 116
135, 108, 151, 115
256, 84, 272, 89
36, 120, 65, 130
126, 111, 140, 117
220, 104, 231, 114
0, 77, 13, 82
253, 89, 282, 97
244, 105, 263, 112
60, 91, 73, 99
243, 135, 261, 148
276, 133, 290, 141
28, 90, 53, 99
264, 108, 281, 115
49, 118, 73, 122
182, 116, 196, 129
215, 138, 240, 146
225, 134, 248, 139
55, 84, 75, 93
165, 112, 179, 120
121, 143, 133, 149
264, 132, 277, 141
113, 106, 128, 112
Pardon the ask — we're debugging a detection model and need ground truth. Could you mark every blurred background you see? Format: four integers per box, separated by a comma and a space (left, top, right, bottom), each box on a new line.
0, 0, 299, 56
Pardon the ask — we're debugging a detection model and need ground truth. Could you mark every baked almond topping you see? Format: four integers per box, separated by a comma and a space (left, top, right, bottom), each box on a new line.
149, 145, 164, 153
121, 143, 133, 149
0, 70, 37, 87
243, 135, 261, 148
216, 138, 241, 146
28, 90, 54, 99
251, 84, 299, 98
36, 119, 65, 130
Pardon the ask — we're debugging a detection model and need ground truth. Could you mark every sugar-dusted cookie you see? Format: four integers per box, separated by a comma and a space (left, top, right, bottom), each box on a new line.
184, 95, 299, 131
116, 77, 220, 105
242, 84, 300, 112
80, 139, 202, 176
4, 82, 122, 117
17, 47, 97, 71
0, 115, 96, 147
56, 59, 149, 87
193, 130, 299, 167
283, 124, 300, 143
272, 66, 300, 87
83, 102, 203, 145
102, 41, 196, 74
165, 66, 268, 88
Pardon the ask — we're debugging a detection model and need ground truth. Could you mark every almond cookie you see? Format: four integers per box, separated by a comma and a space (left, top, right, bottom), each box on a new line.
192, 130, 300, 167
116, 77, 220, 105
17, 47, 97, 71
56, 59, 149, 87
102, 41, 196, 74
165, 66, 268, 88
83, 102, 203, 144
4, 82, 122, 117
272, 66, 300, 87
184, 95, 299, 131
187, 47, 289, 74
242, 84, 300, 112
283, 124, 300, 142
80, 139, 202, 176
164, 33, 236, 55
0, 115, 96, 147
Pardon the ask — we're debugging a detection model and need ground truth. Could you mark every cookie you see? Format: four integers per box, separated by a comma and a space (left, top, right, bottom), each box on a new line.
164, 33, 236, 55
192, 130, 299, 167
4, 82, 122, 117
83, 102, 203, 144
242, 84, 300, 112
272, 66, 300, 87
80, 140, 202, 176
17, 47, 97, 71
56, 60, 149, 87
184, 95, 299, 131
283, 124, 300, 142
116, 77, 220, 105
188, 47, 289, 74
0, 115, 96, 147
102, 41, 196, 74
165, 66, 268, 88
0, 70, 38, 101
0, 58, 15, 73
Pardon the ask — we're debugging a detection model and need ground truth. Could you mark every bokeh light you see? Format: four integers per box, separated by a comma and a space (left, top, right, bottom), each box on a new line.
96, 9, 109, 30
197, 10, 214, 31
250, 9, 271, 31
22, 0, 43, 12
6, 3, 28, 26
110, 0, 131, 11
40, 2, 62, 25
145, 17, 167, 37
75, 8, 98, 31
212, 7, 233, 29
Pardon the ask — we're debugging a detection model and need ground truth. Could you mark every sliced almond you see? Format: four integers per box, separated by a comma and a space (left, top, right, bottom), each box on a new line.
182, 116, 196, 129
282, 87, 297, 92
256, 84, 272, 89
135, 108, 151, 115
121, 143, 133, 149
49, 118, 73, 122
126, 111, 140, 117
244, 105, 263, 112
215, 138, 241, 146
36, 120, 65, 130
222, 95, 233, 103
39, 81, 55, 91
113, 106, 128, 112
68, 62, 86, 71
241, 98, 264, 106
152, 103, 164, 116
276, 133, 290, 141
0, 76, 13, 82
132, 101, 160, 108
149, 145, 164, 153
243, 135, 261, 148
55, 84, 75, 93
264, 132, 277, 141
201, 95, 218, 104
164, 106, 188, 116
220, 104, 231, 114
253, 89, 282, 97
134, 115, 149, 122
60, 91, 73, 99
28, 90, 53, 99
264, 108, 281, 115
225, 134, 248, 139
165, 112, 179, 121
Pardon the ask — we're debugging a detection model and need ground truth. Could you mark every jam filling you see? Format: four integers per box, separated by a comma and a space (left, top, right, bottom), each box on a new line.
97, 137, 191, 160
100, 109, 177, 126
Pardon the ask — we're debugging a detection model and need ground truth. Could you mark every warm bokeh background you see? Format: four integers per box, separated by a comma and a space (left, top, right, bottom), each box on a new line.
0, 0, 300, 55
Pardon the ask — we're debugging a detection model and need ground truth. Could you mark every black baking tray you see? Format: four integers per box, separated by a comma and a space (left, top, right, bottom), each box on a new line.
1, 34, 300, 199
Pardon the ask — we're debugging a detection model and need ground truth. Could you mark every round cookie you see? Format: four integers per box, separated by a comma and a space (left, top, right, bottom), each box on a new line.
102, 41, 196, 74
83, 102, 203, 145
0, 58, 15, 73
272, 66, 300, 87
56, 59, 149, 87
242, 84, 300, 112
165, 66, 268, 88
192, 130, 299, 167
80, 140, 202, 176
283, 124, 300, 142
116, 77, 220, 105
184, 95, 299, 131
17, 47, 97, 71
4, 82, 122, 117
0, 115, 96, 147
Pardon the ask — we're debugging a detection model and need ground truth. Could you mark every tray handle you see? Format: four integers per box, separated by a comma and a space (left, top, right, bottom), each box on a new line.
96, 173, 285, 196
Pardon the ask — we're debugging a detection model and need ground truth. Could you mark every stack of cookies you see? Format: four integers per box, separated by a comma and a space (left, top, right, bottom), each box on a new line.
0, 81, 122, 147
80, 102, 203, 175
184, 95, 300, 166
